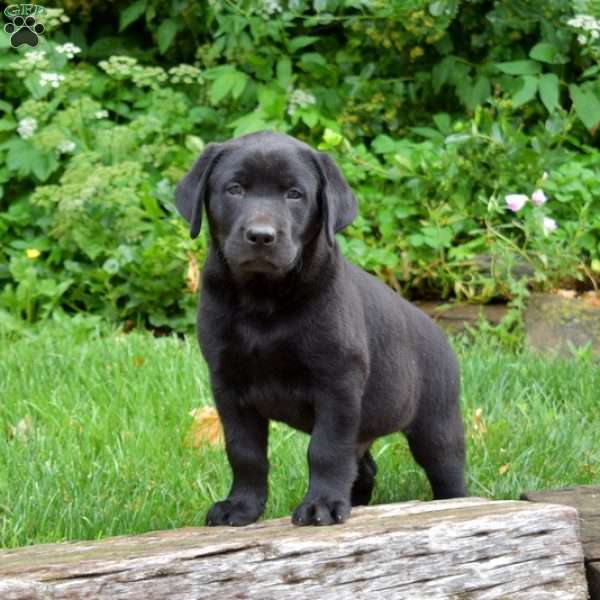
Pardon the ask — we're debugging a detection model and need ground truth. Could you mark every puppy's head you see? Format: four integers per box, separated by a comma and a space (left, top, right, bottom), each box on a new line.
175, 131, 357, 277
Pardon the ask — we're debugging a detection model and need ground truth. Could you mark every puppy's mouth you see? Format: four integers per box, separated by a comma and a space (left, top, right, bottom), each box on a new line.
238, 257, 282, 274
223, 238, 300, 276
235, 252, 300, 276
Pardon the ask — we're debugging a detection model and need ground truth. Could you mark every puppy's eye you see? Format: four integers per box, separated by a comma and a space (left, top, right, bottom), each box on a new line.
285, 188, 303, 200
226, 183, 244, 196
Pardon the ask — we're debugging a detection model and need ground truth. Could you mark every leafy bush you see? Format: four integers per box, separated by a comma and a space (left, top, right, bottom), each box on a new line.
1, 1, 599, 331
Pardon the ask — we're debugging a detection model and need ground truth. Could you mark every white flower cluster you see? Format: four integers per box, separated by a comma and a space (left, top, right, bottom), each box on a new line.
17, 117, 38, 139
169, 64, 203, 84
56, 43, 82, 59
262, 0, 282, 16
287, 89, 317, 115
567, 14, 600, 45
23, 50, 47, 66
95, 110, 109, 119
132, 66, 168, 88
38, 7, 70, 32
11, 50, 49, 77
98, 55, 138, 78
57, 140, 76, 154
40, 72, 65, 88
99, 56, 167, 88
63, 184, 98, 211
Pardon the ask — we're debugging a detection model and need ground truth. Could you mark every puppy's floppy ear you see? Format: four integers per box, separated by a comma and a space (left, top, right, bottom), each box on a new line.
175, 143, 223, 239
313, 151, 358, 246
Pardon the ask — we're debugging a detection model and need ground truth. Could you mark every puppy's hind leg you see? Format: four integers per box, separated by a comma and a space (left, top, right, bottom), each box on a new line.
351, 444, 377, 506
405, 406, 467, 500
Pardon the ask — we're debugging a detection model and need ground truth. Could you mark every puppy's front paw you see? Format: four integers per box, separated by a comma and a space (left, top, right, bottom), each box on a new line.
291, 497, 351, 526
206, 499, 262, 527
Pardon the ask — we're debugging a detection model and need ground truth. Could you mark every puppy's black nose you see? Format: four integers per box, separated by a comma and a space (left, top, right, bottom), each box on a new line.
245, 225, 276, 246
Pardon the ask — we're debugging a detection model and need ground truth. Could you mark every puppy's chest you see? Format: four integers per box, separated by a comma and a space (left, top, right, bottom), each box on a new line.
216, 320, 316, 430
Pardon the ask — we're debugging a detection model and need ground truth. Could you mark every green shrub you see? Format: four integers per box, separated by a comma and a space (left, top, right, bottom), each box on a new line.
0, 2, 599, 331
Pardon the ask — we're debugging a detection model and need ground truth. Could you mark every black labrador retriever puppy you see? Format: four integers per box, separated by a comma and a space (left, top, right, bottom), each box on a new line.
176, 131, 466, 527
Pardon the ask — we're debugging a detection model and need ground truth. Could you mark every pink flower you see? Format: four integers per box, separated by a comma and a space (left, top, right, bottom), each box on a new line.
543, 217, 558, 234
531, 189, 548, 206
505, 194, 528, 212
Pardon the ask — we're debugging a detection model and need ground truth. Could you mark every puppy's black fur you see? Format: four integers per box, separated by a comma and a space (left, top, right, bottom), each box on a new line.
176, 131, 466, 527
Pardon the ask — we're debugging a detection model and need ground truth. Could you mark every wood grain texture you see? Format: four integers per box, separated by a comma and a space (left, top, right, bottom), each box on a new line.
0, 498, 588, 600
523, 485, 600, 600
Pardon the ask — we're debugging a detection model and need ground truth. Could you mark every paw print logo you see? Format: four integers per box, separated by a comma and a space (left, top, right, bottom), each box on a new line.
4, 15, 45, 48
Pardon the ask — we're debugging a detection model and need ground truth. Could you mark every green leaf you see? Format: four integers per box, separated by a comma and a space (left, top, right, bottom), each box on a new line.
496, 60, 541, 75
323, 128, 343, 146
456, 75, 490, 111
529, 42, 566, 64
4, 139, 58, 181
210, 75, 233, 105
142, 192, 163, 218
0, 118, 15, 131
395, 205, 418, 218
276, 58, 292, 87
30, 152, 58, 182
378, 210, 395, 238
408, 234, 425, 247
471, 76, 491, 109
230, 72, 248, 99
538, 73, 560, 113
287, 36, 319, 52
444, 133, 471, 144
184, 135, 204, 153
209, 69, 248, 104
299, 52, 328, 74
422, 226, 453, 249
582, 65, 600, 79
433, 112, 451, 133
5, 140, 35, 176
119, 0, 147, 32
0, 30, 11, 49
410, 127, 444, 141
511, 75, 538, 108
429, 1, 446, 16
300, 110, 319, 128
258, 85, 285, 120
569, 84, 600, 130
229, 111, 269, 137
189, 106, 217, 124
38, 278, 73, 299
432, 56, 455, 92
157, 19, 178, 54
393, 151, 414, 170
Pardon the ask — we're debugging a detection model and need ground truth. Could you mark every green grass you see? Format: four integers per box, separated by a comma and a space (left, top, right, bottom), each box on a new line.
1, 319, 599, 549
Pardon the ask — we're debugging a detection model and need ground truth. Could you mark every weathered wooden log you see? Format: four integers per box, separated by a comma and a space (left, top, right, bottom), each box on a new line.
523, 485, 600, 599
0, 497, 588, 599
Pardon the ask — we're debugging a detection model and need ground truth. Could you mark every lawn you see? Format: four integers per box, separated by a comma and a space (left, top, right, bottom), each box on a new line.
1, 320, 598, 549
